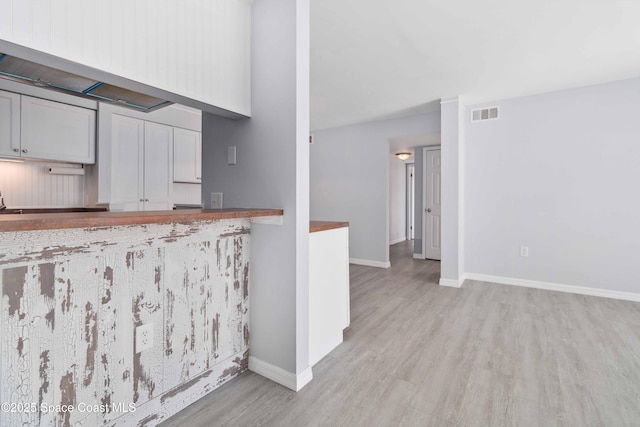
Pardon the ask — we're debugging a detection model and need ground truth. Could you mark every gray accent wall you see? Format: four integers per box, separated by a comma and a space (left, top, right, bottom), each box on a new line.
201, 0, 310, 377
311, 112, 440, 265
464, 77, 640, 293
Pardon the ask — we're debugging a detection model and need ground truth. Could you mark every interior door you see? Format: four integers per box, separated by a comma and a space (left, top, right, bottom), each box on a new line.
424, 149, 441, 260
406, 164, 415, 240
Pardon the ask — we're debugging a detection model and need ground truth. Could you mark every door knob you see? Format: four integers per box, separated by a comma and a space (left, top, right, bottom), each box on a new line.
22, 149, 28, 153
427, 208, 432, 213
13, 148, 19, 153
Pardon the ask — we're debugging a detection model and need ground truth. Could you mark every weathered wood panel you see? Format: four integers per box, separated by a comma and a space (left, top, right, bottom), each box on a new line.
52, 257, 102, 426
98, 253, 135, 425
0, 218, 251, 426
1, 264, 56, 426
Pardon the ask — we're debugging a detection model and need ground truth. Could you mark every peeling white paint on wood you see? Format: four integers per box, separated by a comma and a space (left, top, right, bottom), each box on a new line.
0, 218, 251, 426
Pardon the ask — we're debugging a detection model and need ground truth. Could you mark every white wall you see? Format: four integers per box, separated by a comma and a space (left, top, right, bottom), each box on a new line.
389, 155, 408, 245
310, 113, 440, 266
0, 161, 84, 207
0, 0, 251, 116
201, 0, 311, 389
464, 77, 640, 294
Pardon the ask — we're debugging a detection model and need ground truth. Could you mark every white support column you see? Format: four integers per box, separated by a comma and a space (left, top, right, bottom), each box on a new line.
439, 97, 465, 288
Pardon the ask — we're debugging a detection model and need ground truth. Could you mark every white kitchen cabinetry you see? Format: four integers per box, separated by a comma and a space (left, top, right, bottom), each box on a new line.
20, 96, 96, 164
0, 90, 20, 158
173, 128, 202, 183
110, 115, 173, 211
0, 92, 95, 163
309, 224, 351, 366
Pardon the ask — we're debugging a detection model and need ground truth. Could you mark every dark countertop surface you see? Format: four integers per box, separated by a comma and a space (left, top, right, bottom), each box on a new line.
0, 208, 284, 232
0, 207, 108, 214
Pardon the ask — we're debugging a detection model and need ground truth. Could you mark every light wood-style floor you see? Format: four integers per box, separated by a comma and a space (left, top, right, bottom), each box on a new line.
162, 241, 640, 426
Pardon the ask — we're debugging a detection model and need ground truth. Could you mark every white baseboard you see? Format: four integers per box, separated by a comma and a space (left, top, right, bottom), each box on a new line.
413, 253, 425, 260
389, 237, 406, 246
349, 258, 391, 268
439, 275, 465, 288
249, 356, 313, 391
464, 273, 640, 302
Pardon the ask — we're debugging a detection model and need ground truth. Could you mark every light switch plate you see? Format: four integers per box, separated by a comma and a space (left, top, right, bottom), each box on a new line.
211, 192, 223, 209
227, 146, 237, 165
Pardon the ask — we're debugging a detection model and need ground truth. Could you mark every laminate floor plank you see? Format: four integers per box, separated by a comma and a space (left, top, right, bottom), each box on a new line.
161, 241, 640, 427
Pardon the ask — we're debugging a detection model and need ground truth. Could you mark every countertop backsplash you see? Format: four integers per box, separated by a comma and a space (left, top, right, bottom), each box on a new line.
0, 160, 85, 208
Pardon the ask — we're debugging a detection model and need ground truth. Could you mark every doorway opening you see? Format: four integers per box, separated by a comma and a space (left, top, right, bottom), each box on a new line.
406, 164, 415, 240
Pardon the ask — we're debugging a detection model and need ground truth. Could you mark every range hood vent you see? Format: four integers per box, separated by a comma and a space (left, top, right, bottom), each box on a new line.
0, 53, 172, 112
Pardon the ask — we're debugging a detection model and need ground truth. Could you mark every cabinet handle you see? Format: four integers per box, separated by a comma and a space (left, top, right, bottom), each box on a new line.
22, 149, 28, 153
13, 148, 19, 153
139, 199, 144, 202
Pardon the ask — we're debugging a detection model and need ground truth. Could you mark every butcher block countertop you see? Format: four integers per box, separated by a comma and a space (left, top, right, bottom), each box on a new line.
310, 220, 349, 233
0, 208, 284, 232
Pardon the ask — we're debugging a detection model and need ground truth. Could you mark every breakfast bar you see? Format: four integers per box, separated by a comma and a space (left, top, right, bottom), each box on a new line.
0, 208, 282, 426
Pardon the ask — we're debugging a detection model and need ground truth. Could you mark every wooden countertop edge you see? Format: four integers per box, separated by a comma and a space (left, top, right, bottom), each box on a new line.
309, 221, 349, 233
0, 208, 284, 232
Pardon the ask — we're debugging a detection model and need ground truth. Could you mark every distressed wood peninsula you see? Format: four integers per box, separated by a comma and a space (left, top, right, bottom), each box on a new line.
0, 208, 282, 427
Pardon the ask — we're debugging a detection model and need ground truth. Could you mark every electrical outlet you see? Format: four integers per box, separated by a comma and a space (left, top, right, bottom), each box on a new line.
520, 246, 529, 257
211, 192, 223, 209
136, 323, 154, 354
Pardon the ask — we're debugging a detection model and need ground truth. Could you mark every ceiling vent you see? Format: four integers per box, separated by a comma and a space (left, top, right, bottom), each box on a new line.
471, 106, 499, 122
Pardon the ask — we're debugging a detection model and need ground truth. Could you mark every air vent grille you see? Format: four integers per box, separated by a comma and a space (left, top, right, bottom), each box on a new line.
471, 106, 499, 122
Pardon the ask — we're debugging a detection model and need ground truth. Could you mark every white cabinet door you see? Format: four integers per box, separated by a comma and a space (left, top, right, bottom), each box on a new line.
0, 90, 21, 158
21, 95, 96, 164
111, 114, 144, 211
173, 128, 202, 183
144, 122, 174, 211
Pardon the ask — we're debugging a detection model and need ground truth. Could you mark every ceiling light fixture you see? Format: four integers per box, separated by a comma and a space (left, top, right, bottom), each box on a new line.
395, 152, 411, 161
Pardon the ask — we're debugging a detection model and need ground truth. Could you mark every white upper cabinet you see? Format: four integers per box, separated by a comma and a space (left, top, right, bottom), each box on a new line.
21, 96, 96, 164
0, 90, 21, 157
109, 114, 173, 211
143, 122, 174, 211
173, 128, 202, 183
0, 91, 95, 163
111, 114, 145, 211
0, 0, 251, 116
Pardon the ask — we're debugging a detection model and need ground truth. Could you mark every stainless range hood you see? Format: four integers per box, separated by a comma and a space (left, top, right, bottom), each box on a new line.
0, 53, 172, 112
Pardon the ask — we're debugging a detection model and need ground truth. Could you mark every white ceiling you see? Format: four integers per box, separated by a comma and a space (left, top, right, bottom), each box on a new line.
310, 0, 640, 131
